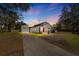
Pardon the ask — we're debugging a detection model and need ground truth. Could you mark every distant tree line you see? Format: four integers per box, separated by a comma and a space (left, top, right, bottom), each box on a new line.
56, 4, 79, 34
0, 3, 29, 32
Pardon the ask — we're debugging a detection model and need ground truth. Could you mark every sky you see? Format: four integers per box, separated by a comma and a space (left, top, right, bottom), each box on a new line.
22, 3, 67, 27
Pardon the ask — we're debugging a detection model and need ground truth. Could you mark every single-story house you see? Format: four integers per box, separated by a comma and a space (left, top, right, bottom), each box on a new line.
29, 22, 52, 34
21, 22, 53, 34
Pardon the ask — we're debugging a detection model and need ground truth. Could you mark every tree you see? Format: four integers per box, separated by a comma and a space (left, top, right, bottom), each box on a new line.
57, 3, 79, 33
57, 6, 71, 31
69, 4, 79, 32
0, 3, 30, 32
15, 21, 26, 32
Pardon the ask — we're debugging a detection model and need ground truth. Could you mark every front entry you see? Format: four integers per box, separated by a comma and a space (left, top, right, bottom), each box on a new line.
40, 27, 44, 33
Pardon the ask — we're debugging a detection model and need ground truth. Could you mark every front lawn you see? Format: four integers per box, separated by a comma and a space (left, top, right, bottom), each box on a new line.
29, 33, 48, 37
0, 32, 23, 55
54, 32, 79, 55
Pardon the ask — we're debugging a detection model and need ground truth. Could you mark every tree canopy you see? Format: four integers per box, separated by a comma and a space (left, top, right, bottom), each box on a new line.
0, 3, 30, 32
56, 4, 79, 33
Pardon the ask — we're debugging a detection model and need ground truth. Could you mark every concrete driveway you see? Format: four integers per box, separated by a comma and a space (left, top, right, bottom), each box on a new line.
23, 34, 73, 56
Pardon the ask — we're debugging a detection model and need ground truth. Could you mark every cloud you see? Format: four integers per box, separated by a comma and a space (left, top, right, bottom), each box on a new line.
46, 15, 59, 25
26, 7, 41, 15
27, 19, 41, 27
26, 15, 59, 26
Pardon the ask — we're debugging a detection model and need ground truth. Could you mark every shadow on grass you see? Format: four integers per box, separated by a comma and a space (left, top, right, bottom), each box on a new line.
0, 32, 24, 56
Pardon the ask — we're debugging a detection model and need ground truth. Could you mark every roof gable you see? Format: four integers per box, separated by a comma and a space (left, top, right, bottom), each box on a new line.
31, 22, 51, 28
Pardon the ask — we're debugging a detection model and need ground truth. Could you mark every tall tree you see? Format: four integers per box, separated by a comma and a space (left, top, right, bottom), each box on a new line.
0, 3, 30, 32
57, 3, 79, 33
69, 4, 79, 32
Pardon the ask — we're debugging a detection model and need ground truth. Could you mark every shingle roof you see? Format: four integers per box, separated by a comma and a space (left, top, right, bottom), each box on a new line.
31, 22, 51, 28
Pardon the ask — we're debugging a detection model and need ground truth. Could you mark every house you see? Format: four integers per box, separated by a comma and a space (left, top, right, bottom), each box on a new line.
29, 22, 52, 34
21, 22, 53, 34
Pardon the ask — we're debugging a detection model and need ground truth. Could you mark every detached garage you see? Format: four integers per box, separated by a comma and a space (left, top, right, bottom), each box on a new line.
21, 24, 29, 33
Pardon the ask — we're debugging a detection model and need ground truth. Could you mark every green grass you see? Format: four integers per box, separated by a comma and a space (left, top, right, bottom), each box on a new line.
64, 33, 79, 48
0, 32, 23, 55
54, 32, 79, 55
29, 33, 48, 37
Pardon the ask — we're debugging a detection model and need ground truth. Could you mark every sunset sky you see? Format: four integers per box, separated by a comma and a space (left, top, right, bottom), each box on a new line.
22, 3, 67, 26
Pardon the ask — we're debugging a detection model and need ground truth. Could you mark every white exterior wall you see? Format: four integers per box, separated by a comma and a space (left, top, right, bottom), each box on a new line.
34, 26, 40, 33
44, 24, 52, 32
30, 26, 40, 33
21, 25, 29, 33
41, 24, 52, 34
30, 23, 52, 34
